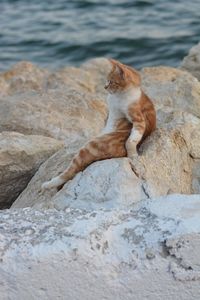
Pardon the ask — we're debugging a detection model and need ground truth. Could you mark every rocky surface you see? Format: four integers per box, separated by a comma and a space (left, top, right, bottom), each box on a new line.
141, 66, 200, 118
181, 41, 200, 81
1, 194, 200, 300
12, 110, 200, 209
0, 60, 109, 142
0, 59, 111, 208
0, 131, 63, 208
1, 54, 200, 299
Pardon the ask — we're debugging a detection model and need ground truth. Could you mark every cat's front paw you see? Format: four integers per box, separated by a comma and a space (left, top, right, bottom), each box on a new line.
125, 139, 138, 160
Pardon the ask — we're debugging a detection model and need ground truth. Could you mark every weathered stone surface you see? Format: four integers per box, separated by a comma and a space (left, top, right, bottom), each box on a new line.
141, 66, 200, 117
0, 61, 49, 96
192, 160, 200, 194
12, 110, 200, 209
181, 41, 200, 81
81, 57, 112, 97
0, 131, 63, 208
2, 194, 200, 300
1, 57, 200, 299
0, 61, 107, 142
13, 157, 147, 210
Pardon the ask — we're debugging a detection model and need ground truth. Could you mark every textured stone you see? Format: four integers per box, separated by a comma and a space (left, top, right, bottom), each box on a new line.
141, 66, 200, 118
12, 110, 200, 209
0, 61, 49, 95
2, 194, 200, 300
1, 57, 200, 299
0, 131, 63, 208
181, 41, 200, 80
0, 61, 108, 142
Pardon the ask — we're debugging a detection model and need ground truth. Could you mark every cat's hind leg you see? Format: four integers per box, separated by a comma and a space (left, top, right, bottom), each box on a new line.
41, 131, 128, 191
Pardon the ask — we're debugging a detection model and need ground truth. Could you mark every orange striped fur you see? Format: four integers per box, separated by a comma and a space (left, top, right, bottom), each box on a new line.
42, 59, 156, 191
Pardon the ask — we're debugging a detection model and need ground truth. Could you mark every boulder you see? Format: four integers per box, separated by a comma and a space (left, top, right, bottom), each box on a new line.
12, 110, 200, 209
1, 59, 200, 143
81, 57, 112, 97
0, 131, 63, 208
2, 194, 200, 300
181, 41, 200, 81
13, 157, 147, 210
0, 61, 49, 96
141, 66, 200, 118
0, 61, 108, 142
82, 58, 200, 119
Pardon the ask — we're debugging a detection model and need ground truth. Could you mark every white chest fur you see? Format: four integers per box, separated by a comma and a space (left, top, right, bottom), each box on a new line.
107, 87, 141, 115
102, 87, 141, 134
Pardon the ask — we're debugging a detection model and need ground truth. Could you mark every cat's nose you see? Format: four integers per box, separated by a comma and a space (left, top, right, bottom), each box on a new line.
104, 84, 109, 89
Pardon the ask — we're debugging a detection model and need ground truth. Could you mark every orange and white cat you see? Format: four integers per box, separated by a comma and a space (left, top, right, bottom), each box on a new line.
42, 59, 156, 191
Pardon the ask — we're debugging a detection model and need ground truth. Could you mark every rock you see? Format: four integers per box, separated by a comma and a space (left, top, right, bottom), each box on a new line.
0, 131, 63, 208
141, 66, 200, 118
81, 57, 112, 97
0, 61, 49, 95
13, 157, 147, 210
12, 110, 200, 209
181, 42, 200, 81
165, 233, 200, 281
1, 58, 200, 299
2, 194, 200, 299
0, 61, 108, 142
192, 160, 200, 194
1, 59, 200, 143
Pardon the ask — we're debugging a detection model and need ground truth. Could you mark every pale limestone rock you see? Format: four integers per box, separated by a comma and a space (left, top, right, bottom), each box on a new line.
81, 57, 112, 97
141, 66, 200, 117
0, 131, 63, 208
0, 89, 107, 142
181, 42, 200, 81
0, 61, 49, 95
2, 194, 200, 300
0, 61, 107, 142
192, 160, 200, 194
12, 110, 200, 209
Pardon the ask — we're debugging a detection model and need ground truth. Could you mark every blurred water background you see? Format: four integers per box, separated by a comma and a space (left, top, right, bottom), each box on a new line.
0, 0, 200, 71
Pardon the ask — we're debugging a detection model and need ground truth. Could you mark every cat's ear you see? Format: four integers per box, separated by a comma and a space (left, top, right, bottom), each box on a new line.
115, 64, 125, 79
109, 59, 125, 79
125, 66, 141, 86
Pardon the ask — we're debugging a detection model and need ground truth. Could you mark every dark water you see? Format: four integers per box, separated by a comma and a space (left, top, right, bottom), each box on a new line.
0, 0, 200, 71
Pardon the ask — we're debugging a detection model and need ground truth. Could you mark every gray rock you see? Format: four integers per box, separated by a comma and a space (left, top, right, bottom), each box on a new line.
0, 131, 63, 208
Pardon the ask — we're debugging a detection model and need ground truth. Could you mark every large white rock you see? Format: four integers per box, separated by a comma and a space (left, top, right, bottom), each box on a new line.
1, 194, 200, 300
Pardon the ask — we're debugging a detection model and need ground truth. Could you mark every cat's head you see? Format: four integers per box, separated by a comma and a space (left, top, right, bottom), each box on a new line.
105, 59, 141, 94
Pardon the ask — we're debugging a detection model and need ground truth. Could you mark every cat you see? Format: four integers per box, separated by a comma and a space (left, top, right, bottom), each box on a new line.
41, 59, 156, 191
